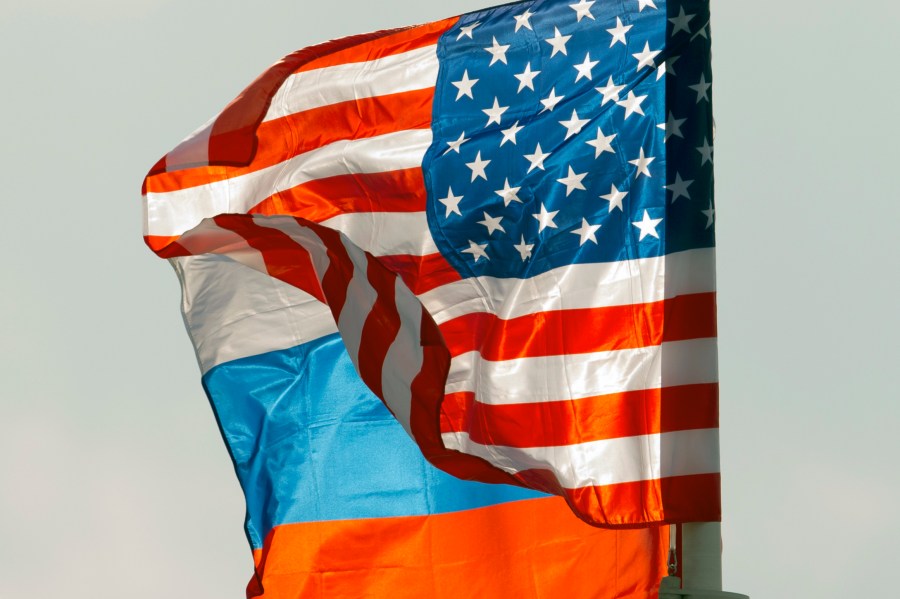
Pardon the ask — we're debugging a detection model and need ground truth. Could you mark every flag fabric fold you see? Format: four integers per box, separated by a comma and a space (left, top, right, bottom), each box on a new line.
145, 0, 716, 594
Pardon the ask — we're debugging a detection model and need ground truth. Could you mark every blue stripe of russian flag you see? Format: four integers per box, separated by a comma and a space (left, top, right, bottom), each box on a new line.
203, 332, 545, 549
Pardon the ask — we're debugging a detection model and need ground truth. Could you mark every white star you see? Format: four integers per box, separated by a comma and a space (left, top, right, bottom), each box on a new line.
557, 166, 588, 196
689, 73, 712, 103
701, 203, 715, 229
462, 240, 489, 262
607, 17, 632, 47
446, 131, 469, 153
456, 21, 480, 40
628, 148, 655, 178
451, 70, 479, 100
632, 42, 661, 72
666, 172, 694, 202
514, 10, 534, 32
514, 63, 541, 92
697, 137, 714, 165
559, 110, 590, 140
637, 0, 657, 12
500, 121, 524, 146
657, 56, 680, 81
656, 56, 681, 81
439, 187, 463, 217
482, 97, 509, 127
545, 27, 572, 58
596, 76, 625, 105
600, 184, 628, 212
569, 0, 595, 22
669, 6, 696, 35
662, 55, 680, 77
632, 209, 662, 240
495, 178, 522, 206
571, 218, 601, 245
664, 112, 686, 141
586, 126, 616, 158
574, 53, 599, 82
478, 211, 506, 236
540, 88, 565, 113
484, 36, 510, 66
524, 143, 551, 172
514, 235, 534, 261
532, 203, 559, 232
616, 90, 647, 119
466, 151, 491, 181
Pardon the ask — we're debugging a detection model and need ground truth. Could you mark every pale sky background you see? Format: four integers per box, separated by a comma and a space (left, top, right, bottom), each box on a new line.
1, 1, 897, 597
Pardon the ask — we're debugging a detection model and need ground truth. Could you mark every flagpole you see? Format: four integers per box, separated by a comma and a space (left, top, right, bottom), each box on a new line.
659, 522, 749, 599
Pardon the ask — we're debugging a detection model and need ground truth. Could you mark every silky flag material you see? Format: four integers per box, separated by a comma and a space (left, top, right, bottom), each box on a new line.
144, 0, 716, 595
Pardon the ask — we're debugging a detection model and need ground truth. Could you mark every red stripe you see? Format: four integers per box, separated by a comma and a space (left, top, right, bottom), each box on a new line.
144, 235, 188, 256
313, 225, 354, 320
438, 293, 717, 360
378, 252, 462, 295
212, 216, 326, 303
294, 17, 457, 73
506, 471, 721, 528
561, 473, 723, 527
440, 383, 719, 447
248, 496, 667, 598
355, 254, 403, 400
145, 91, 433, 194
249, 168, 428, 222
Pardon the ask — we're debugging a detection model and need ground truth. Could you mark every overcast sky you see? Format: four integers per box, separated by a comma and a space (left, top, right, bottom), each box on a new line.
1, 1, 898, 597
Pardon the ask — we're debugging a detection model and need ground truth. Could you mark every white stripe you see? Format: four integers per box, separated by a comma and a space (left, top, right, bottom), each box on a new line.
173, 254, 336, 374
144, 129, 431, 237
175, 219, 269, 273
441, 428, 720, 488
380, 278, 425, 437
264, 46, 439, 122
445, 338, 718, 404
418, 248, 717, 324
319, 211, 437, 257
250, 214, 334, 278
337, 235, 379, 369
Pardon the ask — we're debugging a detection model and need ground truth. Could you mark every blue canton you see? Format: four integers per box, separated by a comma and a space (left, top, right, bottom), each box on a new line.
424, 0, 714, 279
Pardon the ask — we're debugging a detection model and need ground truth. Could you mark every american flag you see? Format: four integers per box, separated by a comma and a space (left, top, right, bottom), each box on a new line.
143, 0, 719, 527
